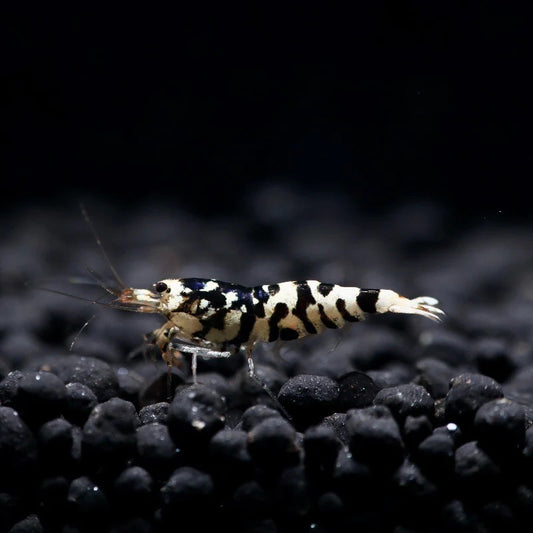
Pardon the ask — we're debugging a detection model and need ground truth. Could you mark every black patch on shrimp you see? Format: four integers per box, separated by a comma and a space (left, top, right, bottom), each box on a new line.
252, 286, 270, 318
280, 328, 299, 341
268, 284, 280, 296
232, 311, 257, 346
336, 298, 359, 322
317, 283, 334, 297
253, 302, 265, 318
318, 303, 338, 329
200, 308, 228, 332
268, 302, 289, 342
292, 281, 318, 335
177, 290, 228, 315
182, 278, 207, 291
357, 289, 380, 313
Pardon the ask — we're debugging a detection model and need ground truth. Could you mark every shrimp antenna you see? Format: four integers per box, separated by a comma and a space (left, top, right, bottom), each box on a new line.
69, 314, 97, 351
85, 266, 122, 297
80, 203, 127, 290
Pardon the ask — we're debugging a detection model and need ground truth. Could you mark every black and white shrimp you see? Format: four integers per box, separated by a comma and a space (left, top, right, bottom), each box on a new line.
111, 277, 444, 383
60, 207, 443, 386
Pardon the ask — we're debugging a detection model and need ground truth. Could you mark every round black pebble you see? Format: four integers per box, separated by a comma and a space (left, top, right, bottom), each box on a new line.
303, 423, 341, 480
193, 371, 232, 400
367, 364, 413, 389
474, 398, 526, 453
454, 441, 502, 495
374, 383, 434, 424
41, 355, 119, 402
439, 499, 477, 530
8, 514, 44, 533
231, 480, 272, 521
241, 405, 282, 431
38, 418, 74, 468
274, 465, 311, 521
337, 371, 381, 411
247, 417, 300, 470
136, 422, 179, 475
345, 405, 405, 471
415, 358, 457, 399
167, 385, 226, 449
391, 460, 438, 505
332, 447, 373, 499
116, 368, 145, 406
63, 382, 98, 426
473, 338, 515, 382
82, 397, 139, 467
7, 514, 43, 533
208, 429, 252, 480
415, 429, 455, 480
138, 402, 169, 425
67, 476, 110, 523
113, 466, 153, 508
445, 373, 503, 432
0, 370, 23, 407
0, 406, 38, 480
317, 491, 344, 519
160, 467, 214, 518
277, 374, 339, 426
14, 371, 67, 426
403, 415, 433, 449
322, 412, 349, 445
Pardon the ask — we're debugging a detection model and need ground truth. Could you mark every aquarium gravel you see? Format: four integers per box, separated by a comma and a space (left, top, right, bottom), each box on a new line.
1, 195, 533, 532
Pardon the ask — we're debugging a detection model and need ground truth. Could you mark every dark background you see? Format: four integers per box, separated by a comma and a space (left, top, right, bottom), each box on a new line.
3, 4, 531, 219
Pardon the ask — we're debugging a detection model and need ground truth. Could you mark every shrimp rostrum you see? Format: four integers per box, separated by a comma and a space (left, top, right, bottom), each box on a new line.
114, 278, 444, 383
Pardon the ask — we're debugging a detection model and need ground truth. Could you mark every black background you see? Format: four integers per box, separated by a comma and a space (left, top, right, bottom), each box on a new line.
3, 4, 531, 219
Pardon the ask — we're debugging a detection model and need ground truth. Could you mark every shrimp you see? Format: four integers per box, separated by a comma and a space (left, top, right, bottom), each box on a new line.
61, 206, 444, 386
114, 278, 443, 383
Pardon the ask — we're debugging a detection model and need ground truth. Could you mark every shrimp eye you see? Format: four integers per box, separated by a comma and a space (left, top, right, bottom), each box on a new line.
155, 281, 168, 293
